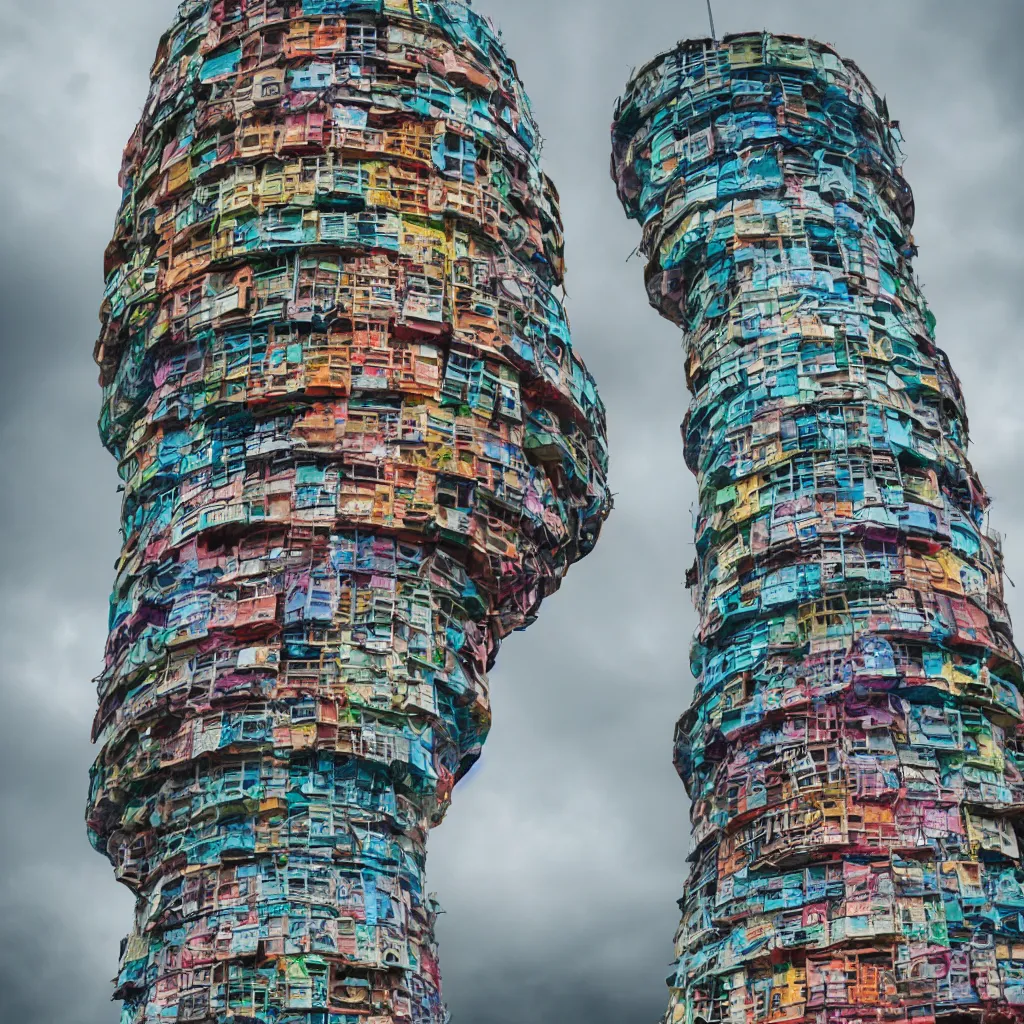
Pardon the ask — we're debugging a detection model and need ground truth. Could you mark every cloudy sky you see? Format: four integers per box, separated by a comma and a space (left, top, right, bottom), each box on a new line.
2, 1, 1024, 1021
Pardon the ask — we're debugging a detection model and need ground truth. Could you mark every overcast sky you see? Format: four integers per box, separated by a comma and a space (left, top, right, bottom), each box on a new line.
2, 2, 1024, 1022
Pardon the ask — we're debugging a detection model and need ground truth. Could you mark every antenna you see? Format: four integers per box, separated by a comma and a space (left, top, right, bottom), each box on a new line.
706, 0, 718, 43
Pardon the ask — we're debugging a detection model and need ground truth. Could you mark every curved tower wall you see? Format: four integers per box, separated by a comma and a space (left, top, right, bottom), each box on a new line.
89, 2, 610, 1022
613, 33, 1024, 1024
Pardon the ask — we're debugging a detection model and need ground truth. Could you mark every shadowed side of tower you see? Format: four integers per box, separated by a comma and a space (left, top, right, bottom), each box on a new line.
87, 2, 610, 1022
613, 32, 1024, 1024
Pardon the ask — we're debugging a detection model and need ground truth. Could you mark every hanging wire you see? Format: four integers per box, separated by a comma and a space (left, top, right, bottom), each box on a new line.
706, 0, 718, 43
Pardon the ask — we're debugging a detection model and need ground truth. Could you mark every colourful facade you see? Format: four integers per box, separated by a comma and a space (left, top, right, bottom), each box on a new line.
88, 2, 609, 1022
612, 33, 1024, 1024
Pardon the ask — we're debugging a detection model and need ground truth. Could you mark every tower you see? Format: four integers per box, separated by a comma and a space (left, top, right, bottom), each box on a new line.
88, 2, 609, 1022
613, 33, 1024, 1024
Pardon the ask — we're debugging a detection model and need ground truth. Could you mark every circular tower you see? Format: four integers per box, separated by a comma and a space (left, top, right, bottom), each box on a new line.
89, 3, 610, 1022
613, 31, 1024, 1024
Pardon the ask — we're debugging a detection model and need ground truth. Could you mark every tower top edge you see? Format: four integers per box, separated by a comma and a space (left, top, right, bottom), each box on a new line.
624, 31, 874, 91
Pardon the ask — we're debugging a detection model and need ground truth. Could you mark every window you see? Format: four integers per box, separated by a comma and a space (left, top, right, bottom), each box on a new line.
346, 21, 379, 55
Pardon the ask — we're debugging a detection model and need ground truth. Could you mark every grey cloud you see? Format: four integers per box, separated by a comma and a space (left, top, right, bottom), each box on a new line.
2, 2, 1024, 1023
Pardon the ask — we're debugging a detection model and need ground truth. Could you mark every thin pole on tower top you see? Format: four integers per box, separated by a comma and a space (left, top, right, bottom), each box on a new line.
706, 0, 718, 43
